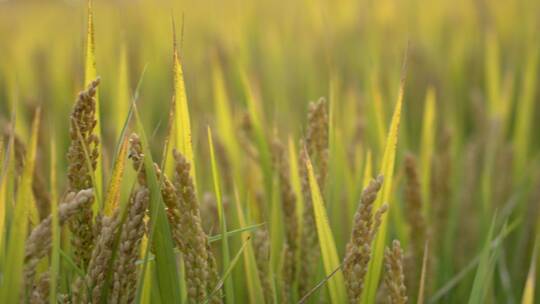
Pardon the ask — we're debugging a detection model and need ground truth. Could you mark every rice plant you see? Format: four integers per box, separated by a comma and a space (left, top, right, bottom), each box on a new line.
0, 0, 539, 303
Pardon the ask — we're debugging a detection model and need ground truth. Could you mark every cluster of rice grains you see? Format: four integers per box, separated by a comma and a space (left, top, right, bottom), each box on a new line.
298, 98, 329, 297
342, 175, 388, 303
20, 80, 221, 303
14, 75, 417, 304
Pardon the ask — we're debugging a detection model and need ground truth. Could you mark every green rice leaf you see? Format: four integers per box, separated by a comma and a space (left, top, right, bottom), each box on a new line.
305, 154, 347, 304
208, 127, 234, 302
49, 134, 60, 304
468, 217, 501, 304
513, 44, 538, 181
206, 235, 251, 304
134, 106, 182, 303
0, 109, 40, 303
233, 188, 266, 304
362, 56, 406, 303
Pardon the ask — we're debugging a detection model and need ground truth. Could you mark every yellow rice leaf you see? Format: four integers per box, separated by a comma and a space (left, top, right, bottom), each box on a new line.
172, 31, 196, 186
306, 155, 347, 304
419, 87, 436, 218
115, 44, 130, 139
361, 150, 372, 189
362, 64, 405, 304
0, 109, 40, 303
103, 136, 129, 216
521, 243, 537, 304
513, 44, 538, 181
372, 80, 387, 152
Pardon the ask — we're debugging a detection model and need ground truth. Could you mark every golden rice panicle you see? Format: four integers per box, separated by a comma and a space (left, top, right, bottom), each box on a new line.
172, 149, 221, 304
29, 273, 50, 304
154, 161, 184, 245
82, 211, 120, 304
129, 133, 181, 254
281, 243, 294, 302
343, 175, 386, 303
111, 188, 149, 303
67, 78, 101, 191
404, 154, 428, 258
24, 189, 94, 293
297, 98, 328, 296
384, 240, 408, 304
67, 77, 101, 270
403, 153, 429, 298
305, 97, 329, 187
253, 228, 274, 303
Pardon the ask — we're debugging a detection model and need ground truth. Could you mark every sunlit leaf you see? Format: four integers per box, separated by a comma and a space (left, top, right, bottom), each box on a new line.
305, 154, 347, 304
363, 58, 406, 303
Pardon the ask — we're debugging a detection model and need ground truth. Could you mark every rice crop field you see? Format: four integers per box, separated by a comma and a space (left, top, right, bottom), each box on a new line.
0, 0, 539, 303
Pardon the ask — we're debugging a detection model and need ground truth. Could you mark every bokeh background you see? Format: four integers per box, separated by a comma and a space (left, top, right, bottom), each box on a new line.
0, 1, 539, 302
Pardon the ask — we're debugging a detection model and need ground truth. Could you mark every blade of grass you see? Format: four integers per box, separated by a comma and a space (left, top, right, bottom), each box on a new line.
305, 154, 347, 303
363, 49, 407, 304
298, 264, 342, 304
419, 87, 435, 218
208, 126, 234, 302
103, 136, 129, 216
429, 218, 519, 303
521, 241, 537, 304
170, 20, 196, 185
134, 105, 182, 303
212, 60, 239, 165
468, 216, 500, 304
240, 69, 273, 197
233, 187, 265, 303
513, 43, 538, 182
205, 235, 251, 304
0, 136, 7, 259
371, 79, 387, 153
49, 134, 60, 304
208, 223, 266, 243
114, 43, 130, 139
0, 109, 40, 303
417, 241, 429, 304
269, 176, 283, 272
